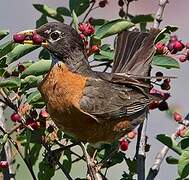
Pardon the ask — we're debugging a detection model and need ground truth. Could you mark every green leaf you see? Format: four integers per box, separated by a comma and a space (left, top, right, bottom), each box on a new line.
152, 55, 180, 69
0, 44, 39, 65
166, 156, 179, 164
156, 134, 182, 154
27, 91, 42, 104
156, 25, 178, 43
0, 77, 21, 88
33, 4, 64, 22
39, 48, 50, 59
0, 29, 9, 40
21, 75, 43, 89
69, 0, 90, 16
20, 59, 51, 78
57, 7, 71, 16
36, 14, 48, 28
178, 150, 189, 178
131, 14, 154, 24
179, 138, 189, 150
0, 41, 15, 58
72, 10, 79, 32
91, 19, 106, 26
62, 150, 72, 173
99, 50, 114, 60
94, 19, 134, 39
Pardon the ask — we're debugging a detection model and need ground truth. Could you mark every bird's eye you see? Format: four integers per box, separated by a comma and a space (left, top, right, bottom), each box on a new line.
50, 31, 60, 40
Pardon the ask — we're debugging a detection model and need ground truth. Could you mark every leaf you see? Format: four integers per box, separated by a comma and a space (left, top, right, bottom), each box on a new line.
156, 25, 178, 43
131, 14, 154, 24
99, 50, 114, 60
0, 44, 39, 65
166, 156, 179, 164
57, 7, 71, 16
156, 134, 182, 155
0, 41, 15, 58
27, 91, 42, 104
21, 75, 43, 89
20, 60, 51, 78
69, 0, 90, 16
36, 14, 48, 28
39, 48, 50, 59
33, 4, 64, 22
72, 10, 79, 32
62, 150, 72, 173
94, 19, 134, 39
178, 150, 189, 178
0, 77, 21, 88
0, 29, 9, 40
179, 138, 189, 150
91, 18, 106, 26
152, 55, 180, 69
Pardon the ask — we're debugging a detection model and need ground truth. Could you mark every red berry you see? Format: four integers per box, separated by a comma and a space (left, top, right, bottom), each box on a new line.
79, 33, 85, 39
167, 41, 177, 54
173, 41, 185, 51
155, 71, 163, 81
179, 55, 187, 62
79, 23, 95, 36
11, 113, 21, 122
0, 161, 8, 169
91, 45, 99, 53
119, 139, 129, 151
88, 17, 94, 25
158, 101, 169, 111
13, 33, 25, 43
156, 42, 165, 54
186, 42, 189, 49
149, 101, 159, 110
127, 130, 137, 139
32, 33, 43, 44
39, 109, 49, 118
26, 119, 39, 130
173, 112, 183, 122
170, 35, 178, 42
118, 0, 124, 6
161, 82, 171, 90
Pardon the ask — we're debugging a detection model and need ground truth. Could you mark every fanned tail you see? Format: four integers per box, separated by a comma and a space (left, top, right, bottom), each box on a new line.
112, 29, 160, 77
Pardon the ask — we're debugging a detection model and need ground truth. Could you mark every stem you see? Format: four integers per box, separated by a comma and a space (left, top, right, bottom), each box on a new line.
125, 0, 130, 19
153, 0, 169, 29
82, 1, 96, 23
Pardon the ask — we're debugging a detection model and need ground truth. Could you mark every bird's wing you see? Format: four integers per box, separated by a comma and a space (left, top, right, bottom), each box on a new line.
79, 77, 150, 124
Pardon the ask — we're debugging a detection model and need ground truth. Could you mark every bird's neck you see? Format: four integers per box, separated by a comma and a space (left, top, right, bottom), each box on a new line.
51, 50, 92, 75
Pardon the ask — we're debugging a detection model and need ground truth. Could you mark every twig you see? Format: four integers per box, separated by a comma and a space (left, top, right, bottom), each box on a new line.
82, 1, 96, 23
146, 115, 189, 180
153, 0, 169, 29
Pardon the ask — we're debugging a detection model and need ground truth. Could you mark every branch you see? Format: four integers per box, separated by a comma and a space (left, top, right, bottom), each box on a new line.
153, 0, 169, 29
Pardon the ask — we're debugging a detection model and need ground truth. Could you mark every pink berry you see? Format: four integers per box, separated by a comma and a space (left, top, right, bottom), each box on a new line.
13, 34, 25, 43
0, 161, 8, 169
173, 41, 185, 51
11, 113, 21, 122
173, 112, 183, 122
78, 23, 95, 36
40, 109, 49, 118
179, 55, 187, 62
91, 45, 99, 53
156, 42, 165, 54
186, 42, 189, 49
127, 131, 137, 139
79, 33, 85, 39
119, 139, 129, 151
32, 33, 43, 44
170, 35, 178, 42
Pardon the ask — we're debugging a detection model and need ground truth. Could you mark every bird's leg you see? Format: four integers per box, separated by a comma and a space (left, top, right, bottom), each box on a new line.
96, 146, 119, 170
79, 142, 101, 180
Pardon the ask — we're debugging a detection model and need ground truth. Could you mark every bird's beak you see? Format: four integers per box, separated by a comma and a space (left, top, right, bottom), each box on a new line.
13, 29, 48, 46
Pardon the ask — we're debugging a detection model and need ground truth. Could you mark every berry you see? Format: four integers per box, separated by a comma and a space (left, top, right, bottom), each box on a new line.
32, 33, 43, 44
149, 101, 159, 110
145, 144, 151, 152
99, 0, 107, 8
118, 0, 124, 6
173, 112, 183, 122
156, 42, 165, 54
119, 8, 126, 18
186, 42, 189, 49
91, 45, 99, 53
179, 55, 187, 62
26, 119, 39, 130
170, 35, 178, 42
13, 33, 25, 43
163, 93, 171, 100
40, 109, 49, 118
79, 33, 85, 39
176, 127, 186, 137
155, 71, 163, 81
11, 112, 21, 122
88, 17, 94, 25
47, 125, 54, 133
18, 64, 26, 73
127, 130, 137, 139
79, 23, 95, 36
167, 41, 177, 54
11, 70, 19, 77
0, 161, 8, 169
119, 139, 129, 151
158, 101, 169, 111
161, 82, 171, 90
84, 41, 88, 47
173, 41, 185, 51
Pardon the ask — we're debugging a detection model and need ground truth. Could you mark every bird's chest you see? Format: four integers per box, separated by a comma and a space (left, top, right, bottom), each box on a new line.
38, 64, 87, 120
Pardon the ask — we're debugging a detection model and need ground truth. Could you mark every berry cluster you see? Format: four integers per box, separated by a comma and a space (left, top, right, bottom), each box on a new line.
78, 23, 99, 56
156, 35, 189, 63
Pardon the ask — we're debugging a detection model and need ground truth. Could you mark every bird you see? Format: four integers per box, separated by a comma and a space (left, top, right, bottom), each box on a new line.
16, 22, 160, 146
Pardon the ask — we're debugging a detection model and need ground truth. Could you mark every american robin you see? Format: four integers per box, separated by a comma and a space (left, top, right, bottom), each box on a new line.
16, 22, 160, 145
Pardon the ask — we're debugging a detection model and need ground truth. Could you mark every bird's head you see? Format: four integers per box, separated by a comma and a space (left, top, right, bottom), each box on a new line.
14, 22, 85, 60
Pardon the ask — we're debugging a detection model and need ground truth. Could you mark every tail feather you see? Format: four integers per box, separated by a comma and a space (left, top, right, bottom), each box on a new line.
112, 29, 159, 76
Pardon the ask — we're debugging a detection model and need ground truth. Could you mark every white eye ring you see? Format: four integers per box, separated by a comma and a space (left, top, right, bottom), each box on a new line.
49, 30, 62, 42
